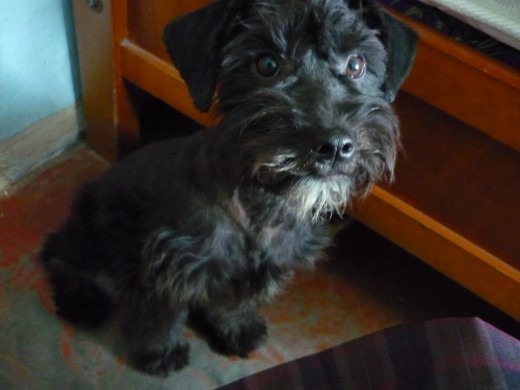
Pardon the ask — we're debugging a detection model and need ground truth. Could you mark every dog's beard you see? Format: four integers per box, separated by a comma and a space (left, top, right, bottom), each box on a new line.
284, 175, 354, 223
251, 160, 356, 223
250, 142, 393, 223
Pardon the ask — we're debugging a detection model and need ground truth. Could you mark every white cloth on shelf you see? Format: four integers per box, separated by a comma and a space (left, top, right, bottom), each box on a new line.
419, 0, 520, 51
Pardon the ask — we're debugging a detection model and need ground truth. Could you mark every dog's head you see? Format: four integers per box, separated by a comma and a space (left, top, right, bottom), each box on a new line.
164, 0, 417, 221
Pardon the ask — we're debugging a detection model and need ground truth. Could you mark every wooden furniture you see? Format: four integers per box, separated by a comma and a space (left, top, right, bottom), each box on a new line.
73, 1, 520, 320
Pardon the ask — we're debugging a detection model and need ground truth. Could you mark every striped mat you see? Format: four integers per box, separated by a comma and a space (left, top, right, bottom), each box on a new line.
219, 317, 520, 389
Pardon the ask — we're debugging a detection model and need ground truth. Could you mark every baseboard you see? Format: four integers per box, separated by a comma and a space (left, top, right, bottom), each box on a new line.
0, 103, 83, 194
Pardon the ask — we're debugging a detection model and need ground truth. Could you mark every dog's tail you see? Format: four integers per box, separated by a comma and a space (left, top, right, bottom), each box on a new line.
40, 187, 116, 328
41, 232, 116, 328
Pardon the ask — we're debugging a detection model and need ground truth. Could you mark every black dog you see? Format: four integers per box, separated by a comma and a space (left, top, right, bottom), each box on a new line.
41, 0, 417, 376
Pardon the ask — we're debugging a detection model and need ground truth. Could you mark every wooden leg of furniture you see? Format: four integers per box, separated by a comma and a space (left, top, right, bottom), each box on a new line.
73, 0, 141, 161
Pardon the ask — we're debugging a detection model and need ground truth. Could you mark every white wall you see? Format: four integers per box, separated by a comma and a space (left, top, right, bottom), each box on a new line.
0, 0, 81, 140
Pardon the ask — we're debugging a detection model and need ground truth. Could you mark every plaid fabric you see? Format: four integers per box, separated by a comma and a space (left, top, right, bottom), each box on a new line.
218, 318, 520, 389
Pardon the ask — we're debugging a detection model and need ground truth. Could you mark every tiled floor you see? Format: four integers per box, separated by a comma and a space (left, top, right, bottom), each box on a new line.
1, 143, 518, 389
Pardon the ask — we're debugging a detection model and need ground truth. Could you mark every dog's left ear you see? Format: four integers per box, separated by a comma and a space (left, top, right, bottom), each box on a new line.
378, 10, 418, 101
163, 1, 244, 112
352, 1, 418, 101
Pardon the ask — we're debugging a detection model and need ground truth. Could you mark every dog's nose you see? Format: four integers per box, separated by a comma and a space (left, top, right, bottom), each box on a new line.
312, 138, 355, 164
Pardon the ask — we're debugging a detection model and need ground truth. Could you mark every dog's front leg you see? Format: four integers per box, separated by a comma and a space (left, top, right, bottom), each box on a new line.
121, 226, 241, 374
119, 292, 190, 376
189, 302, 267, 357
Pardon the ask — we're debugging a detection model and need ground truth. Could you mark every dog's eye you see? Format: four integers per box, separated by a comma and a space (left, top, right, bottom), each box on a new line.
256, 55, 280, 77
344, 54, 366, 79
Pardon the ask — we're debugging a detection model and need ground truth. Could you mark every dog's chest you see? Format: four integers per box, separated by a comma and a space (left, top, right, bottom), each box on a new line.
225, 189, 325, 268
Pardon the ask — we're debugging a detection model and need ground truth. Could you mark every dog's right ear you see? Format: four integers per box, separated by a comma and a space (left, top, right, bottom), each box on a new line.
163, 1, 242, 112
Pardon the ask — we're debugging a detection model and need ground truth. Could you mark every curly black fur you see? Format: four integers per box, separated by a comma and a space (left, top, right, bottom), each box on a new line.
41, 0, 416, 376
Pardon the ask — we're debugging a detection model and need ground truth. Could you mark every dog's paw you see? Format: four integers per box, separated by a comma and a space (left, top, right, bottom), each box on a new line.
131, 341, 190, 376
208, 315, 268, 357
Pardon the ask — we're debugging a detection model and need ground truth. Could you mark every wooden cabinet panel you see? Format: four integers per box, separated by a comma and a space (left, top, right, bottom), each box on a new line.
397, 13, 520, 153
394, 92, 519, 268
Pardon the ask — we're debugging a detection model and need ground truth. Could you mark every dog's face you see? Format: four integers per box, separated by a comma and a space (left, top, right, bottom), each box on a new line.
164, 0, 417, 221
